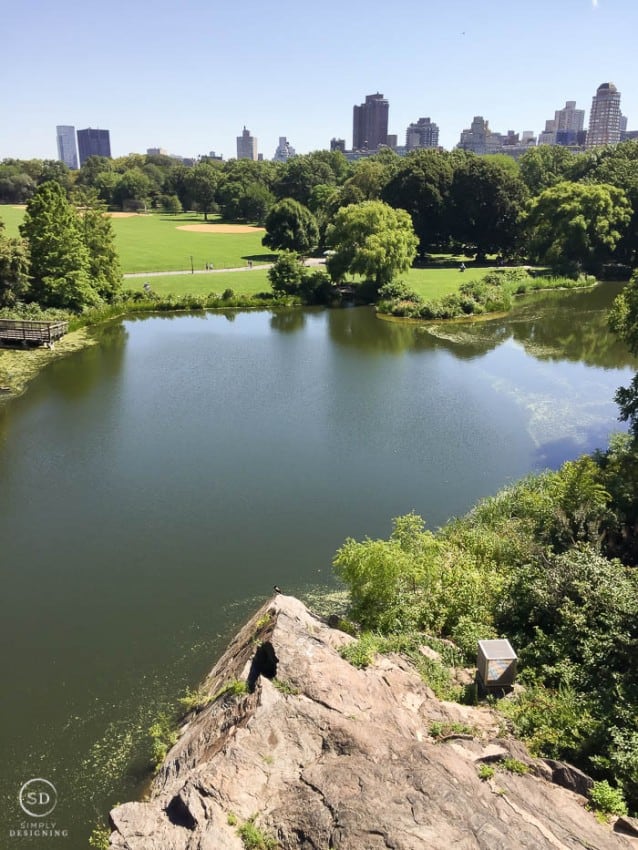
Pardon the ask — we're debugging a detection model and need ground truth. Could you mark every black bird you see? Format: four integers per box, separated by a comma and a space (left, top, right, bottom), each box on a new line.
273, 585, 282, 594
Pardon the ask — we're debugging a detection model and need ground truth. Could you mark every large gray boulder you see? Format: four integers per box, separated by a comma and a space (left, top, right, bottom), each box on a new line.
109, 596, 635, 849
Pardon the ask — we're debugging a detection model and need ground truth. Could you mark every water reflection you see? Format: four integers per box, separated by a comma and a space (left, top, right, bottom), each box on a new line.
324, 282, 636, 370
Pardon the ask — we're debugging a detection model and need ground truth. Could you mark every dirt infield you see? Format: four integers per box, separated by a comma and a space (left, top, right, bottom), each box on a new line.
176, 224, 265, 233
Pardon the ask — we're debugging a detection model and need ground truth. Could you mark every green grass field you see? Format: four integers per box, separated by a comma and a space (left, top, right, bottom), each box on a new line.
110, 213, 276, 273
1, 203, 497, 301
125, 268, 272, 297
404, 265, 497, 300
0, 204, 25, 236
0, 206, 276, 274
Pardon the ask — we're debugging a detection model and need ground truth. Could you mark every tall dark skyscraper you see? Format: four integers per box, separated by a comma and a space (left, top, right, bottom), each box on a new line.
352, 93, 389, 151
77, 128, 112, 165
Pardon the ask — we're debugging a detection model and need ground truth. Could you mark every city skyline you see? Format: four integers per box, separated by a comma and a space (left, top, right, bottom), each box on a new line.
3, 0, 637, 162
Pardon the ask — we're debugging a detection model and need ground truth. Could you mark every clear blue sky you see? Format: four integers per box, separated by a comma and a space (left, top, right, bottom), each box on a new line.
3, 0, 637, 161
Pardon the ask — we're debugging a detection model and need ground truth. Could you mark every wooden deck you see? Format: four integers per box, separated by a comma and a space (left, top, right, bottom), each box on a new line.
0, 319, 69, 346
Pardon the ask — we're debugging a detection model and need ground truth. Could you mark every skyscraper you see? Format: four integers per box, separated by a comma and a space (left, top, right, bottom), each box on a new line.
273, 137, 296, 162
587, 83, 622, 148
405, 117, 440, 150
236, 126, 258, 160
56, 125, 78, 169
77, 128, 112, 165
352, 93, 389, 151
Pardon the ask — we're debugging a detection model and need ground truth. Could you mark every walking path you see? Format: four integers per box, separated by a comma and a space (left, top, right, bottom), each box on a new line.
123, 258, 325, 279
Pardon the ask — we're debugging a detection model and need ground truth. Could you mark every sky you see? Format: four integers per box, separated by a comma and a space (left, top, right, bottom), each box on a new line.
3, 0, 637, 162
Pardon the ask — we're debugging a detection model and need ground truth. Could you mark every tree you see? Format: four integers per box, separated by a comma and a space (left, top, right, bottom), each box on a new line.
20, 182, 98, 310
267, 251, 306, 296
448, 153, 528, 259
262, 199, 319, 255
325, 201, 418, 290
112, 168, 153, 211
382, 149, 453, 253
273, 152, 344, 206
518, 145, 578, 195
0, 218, 30, 307
525, 181, 631, 273
74, 188, 122, 302
583, 140, 638, 266
186, 163, 219, 220
609, 270, 638, 439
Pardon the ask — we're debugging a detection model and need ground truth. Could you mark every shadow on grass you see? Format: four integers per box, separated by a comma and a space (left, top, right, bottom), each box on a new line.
242, 254, 276, 263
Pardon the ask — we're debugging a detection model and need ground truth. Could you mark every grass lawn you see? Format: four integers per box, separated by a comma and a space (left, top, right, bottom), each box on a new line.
404, 264, 497, 300
125, 268, 272, 298
0, 206, 277, 273
111, 213, 275, 273
0, 203, 506, 301
0, 204, 25, 236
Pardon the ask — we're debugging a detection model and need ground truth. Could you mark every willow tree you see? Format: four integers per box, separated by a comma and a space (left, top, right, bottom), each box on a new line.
325, 200, 418, 291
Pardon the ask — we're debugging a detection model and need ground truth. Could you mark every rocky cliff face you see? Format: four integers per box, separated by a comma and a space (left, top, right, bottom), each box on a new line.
109, 595, 637, 849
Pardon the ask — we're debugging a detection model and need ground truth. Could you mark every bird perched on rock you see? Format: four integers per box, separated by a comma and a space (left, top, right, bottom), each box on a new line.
273, 585, 282, 594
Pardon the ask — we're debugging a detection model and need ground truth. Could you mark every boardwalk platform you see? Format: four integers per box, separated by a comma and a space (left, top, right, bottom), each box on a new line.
0, 319, 69, 346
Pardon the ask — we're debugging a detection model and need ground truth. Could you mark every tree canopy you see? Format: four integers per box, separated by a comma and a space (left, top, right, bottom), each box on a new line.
20, 181, 120, 310
0, 218, 30, 307
526, 181, 631, 273
325, 200, 418, 289
262, 199, 319, 255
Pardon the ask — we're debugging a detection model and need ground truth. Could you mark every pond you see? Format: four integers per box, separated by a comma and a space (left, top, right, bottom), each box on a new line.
0, 283, 634, 847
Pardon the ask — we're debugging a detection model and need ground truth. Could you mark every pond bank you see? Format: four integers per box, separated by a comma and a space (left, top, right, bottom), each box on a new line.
0, 328, 99, 404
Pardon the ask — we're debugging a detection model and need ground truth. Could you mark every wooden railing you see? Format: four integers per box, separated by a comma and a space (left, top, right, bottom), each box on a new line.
0, 320, 69, 345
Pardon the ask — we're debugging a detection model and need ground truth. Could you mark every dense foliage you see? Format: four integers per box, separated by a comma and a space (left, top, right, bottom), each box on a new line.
325, 201, 418, 290
17, 182, 121, 311
333, 440, 638, 813
3, 139, 638, 286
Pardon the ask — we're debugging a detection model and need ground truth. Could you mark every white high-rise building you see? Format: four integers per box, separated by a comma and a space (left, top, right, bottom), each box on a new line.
273, 137, 296, 162
555, 101, 585, 135
236, 126, 258, 160
56, 125, 78, 169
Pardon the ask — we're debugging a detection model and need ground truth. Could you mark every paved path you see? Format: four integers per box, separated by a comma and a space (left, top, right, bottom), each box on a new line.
123, 258, 325, 279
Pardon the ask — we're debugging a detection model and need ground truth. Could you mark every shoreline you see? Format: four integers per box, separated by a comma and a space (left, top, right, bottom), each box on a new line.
0, 328, 99, 405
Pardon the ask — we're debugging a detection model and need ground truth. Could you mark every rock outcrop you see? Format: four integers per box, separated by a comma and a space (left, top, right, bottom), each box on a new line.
109, 596, 636, 849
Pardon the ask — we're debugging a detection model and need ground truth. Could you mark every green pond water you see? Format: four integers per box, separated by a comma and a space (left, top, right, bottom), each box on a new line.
0, 283, 634, 847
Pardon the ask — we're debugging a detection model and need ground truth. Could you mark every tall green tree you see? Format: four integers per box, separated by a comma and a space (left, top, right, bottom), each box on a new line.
74, 188, 122, 302
518, 145, 578, 195
263, 199, 319, 255
20, 181, 97, 310
525, 181, 631, 273
186, 163, 219, 220
449, 153, 528, 259
382, 149, 454, 253
325, 201, 418, 290
112, 168, 153, 211
0, 219, 30, 307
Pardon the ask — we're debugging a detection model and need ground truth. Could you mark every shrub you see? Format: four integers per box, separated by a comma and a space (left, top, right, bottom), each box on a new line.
148, 714, 178, 770
478, 764, 495, 781
237, 816, 279, 849
588, 780, 628, 818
